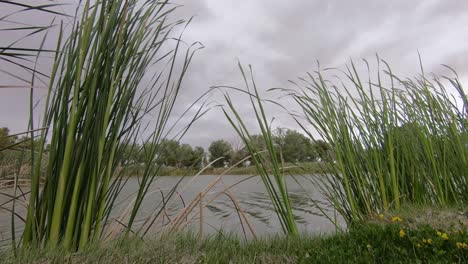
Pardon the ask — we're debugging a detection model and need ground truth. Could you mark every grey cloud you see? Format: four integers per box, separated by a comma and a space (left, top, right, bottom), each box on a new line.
175, 0, 214, 22
1, 0, 467, 148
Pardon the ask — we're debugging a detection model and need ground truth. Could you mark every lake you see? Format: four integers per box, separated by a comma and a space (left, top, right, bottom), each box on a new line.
0, 175, 344, 246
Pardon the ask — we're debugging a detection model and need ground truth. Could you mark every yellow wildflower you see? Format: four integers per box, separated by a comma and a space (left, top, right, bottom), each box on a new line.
416, 243, 421, 248
437, 231, 449, 240
423, 238, 433, 245
391, 216, 403, 222
399, 229, 406, 238
378, 214, 384, 220
456, 242, 468, 249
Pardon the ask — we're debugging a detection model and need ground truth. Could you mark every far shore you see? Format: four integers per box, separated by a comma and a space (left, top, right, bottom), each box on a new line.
0, 162, 331, 186
122, 161, 332, 177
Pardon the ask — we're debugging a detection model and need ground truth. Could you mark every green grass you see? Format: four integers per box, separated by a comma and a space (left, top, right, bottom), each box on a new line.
1, 222, 466, 263
369, 205, 468, 231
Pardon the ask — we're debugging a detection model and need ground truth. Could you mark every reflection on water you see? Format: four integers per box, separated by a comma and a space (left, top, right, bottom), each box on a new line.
205, 190, 334, 226
0, 175, 345, 247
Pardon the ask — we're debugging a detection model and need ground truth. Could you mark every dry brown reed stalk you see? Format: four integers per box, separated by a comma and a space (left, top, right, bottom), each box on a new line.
168, 178, 257, 240
106, 156, 259, 241
104, 186, 176, 240
223, 189, 257, 240
134, 159, 225, 235
199, 192, 203, 240
168, 157, 258, 240
0, 179, 32, 189
168, 157, 251, 229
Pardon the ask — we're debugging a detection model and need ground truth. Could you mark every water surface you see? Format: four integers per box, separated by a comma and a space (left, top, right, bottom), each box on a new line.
0, 175, 344, 246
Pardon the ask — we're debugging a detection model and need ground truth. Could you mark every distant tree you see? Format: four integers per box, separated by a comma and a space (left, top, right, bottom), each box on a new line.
250, 134, 267, 150
118, 143, 143, 166
273, 127, 286, 146
230, 136, 248, 167
279, 129, 316, 162
0, 128, 43, 163
178, 144, 195, 167
157, 139, 180, 166
193, 146, 206, 168
0, 127, 16, 149
230, 136, 244, 154
0, 127, 13, 160
141, 140, 206, 168
231, 148, 249, 167
241, 134, 269, 157
314, 140, 333, 162
234, 134, 273, 166
15, 136, 42, 150
208, 140, 233, 167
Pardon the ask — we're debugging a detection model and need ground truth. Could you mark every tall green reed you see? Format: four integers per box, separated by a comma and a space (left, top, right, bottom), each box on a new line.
220, 64, 298, 236
21, 0, 201, 250
287, 58, 467, 224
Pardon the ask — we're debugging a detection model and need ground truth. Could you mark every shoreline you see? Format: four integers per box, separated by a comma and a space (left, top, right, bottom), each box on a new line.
0, 162, 331, 181
124, 161, 332, 177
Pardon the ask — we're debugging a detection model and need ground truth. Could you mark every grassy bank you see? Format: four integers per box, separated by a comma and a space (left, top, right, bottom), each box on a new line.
120, 162, 331, 177
1, 221, 466, 263
0, 161, 327, 188
0, 162, 330, 180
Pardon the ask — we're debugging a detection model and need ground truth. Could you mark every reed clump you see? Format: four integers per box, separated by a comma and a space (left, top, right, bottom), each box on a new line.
20, 0, 199, 251
288, 58, 468, 224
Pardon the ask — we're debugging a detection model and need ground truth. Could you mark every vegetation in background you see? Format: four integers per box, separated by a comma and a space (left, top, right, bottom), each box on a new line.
287, 58, 468, 224
0, 128, 18, 163
204, 129, 332, 169
120, 161, 329, 177
0, 128, 48, 180
120, 139, 206, 169
2, 125, 331, 177
275, 129, 316, 163
0, 128, 15, 150
208, 139, 233, 167
118, 129, 332, 170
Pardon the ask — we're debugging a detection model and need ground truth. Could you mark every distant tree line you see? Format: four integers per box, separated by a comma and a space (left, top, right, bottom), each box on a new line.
119, 139, 206, 169
1, 127, 47, 178
1, 126, 333, 170
0, 127, 44, 162
207, 128, 333, 168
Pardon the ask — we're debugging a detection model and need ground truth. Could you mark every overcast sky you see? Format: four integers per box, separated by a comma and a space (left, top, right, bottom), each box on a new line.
1, 0, 468, 148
